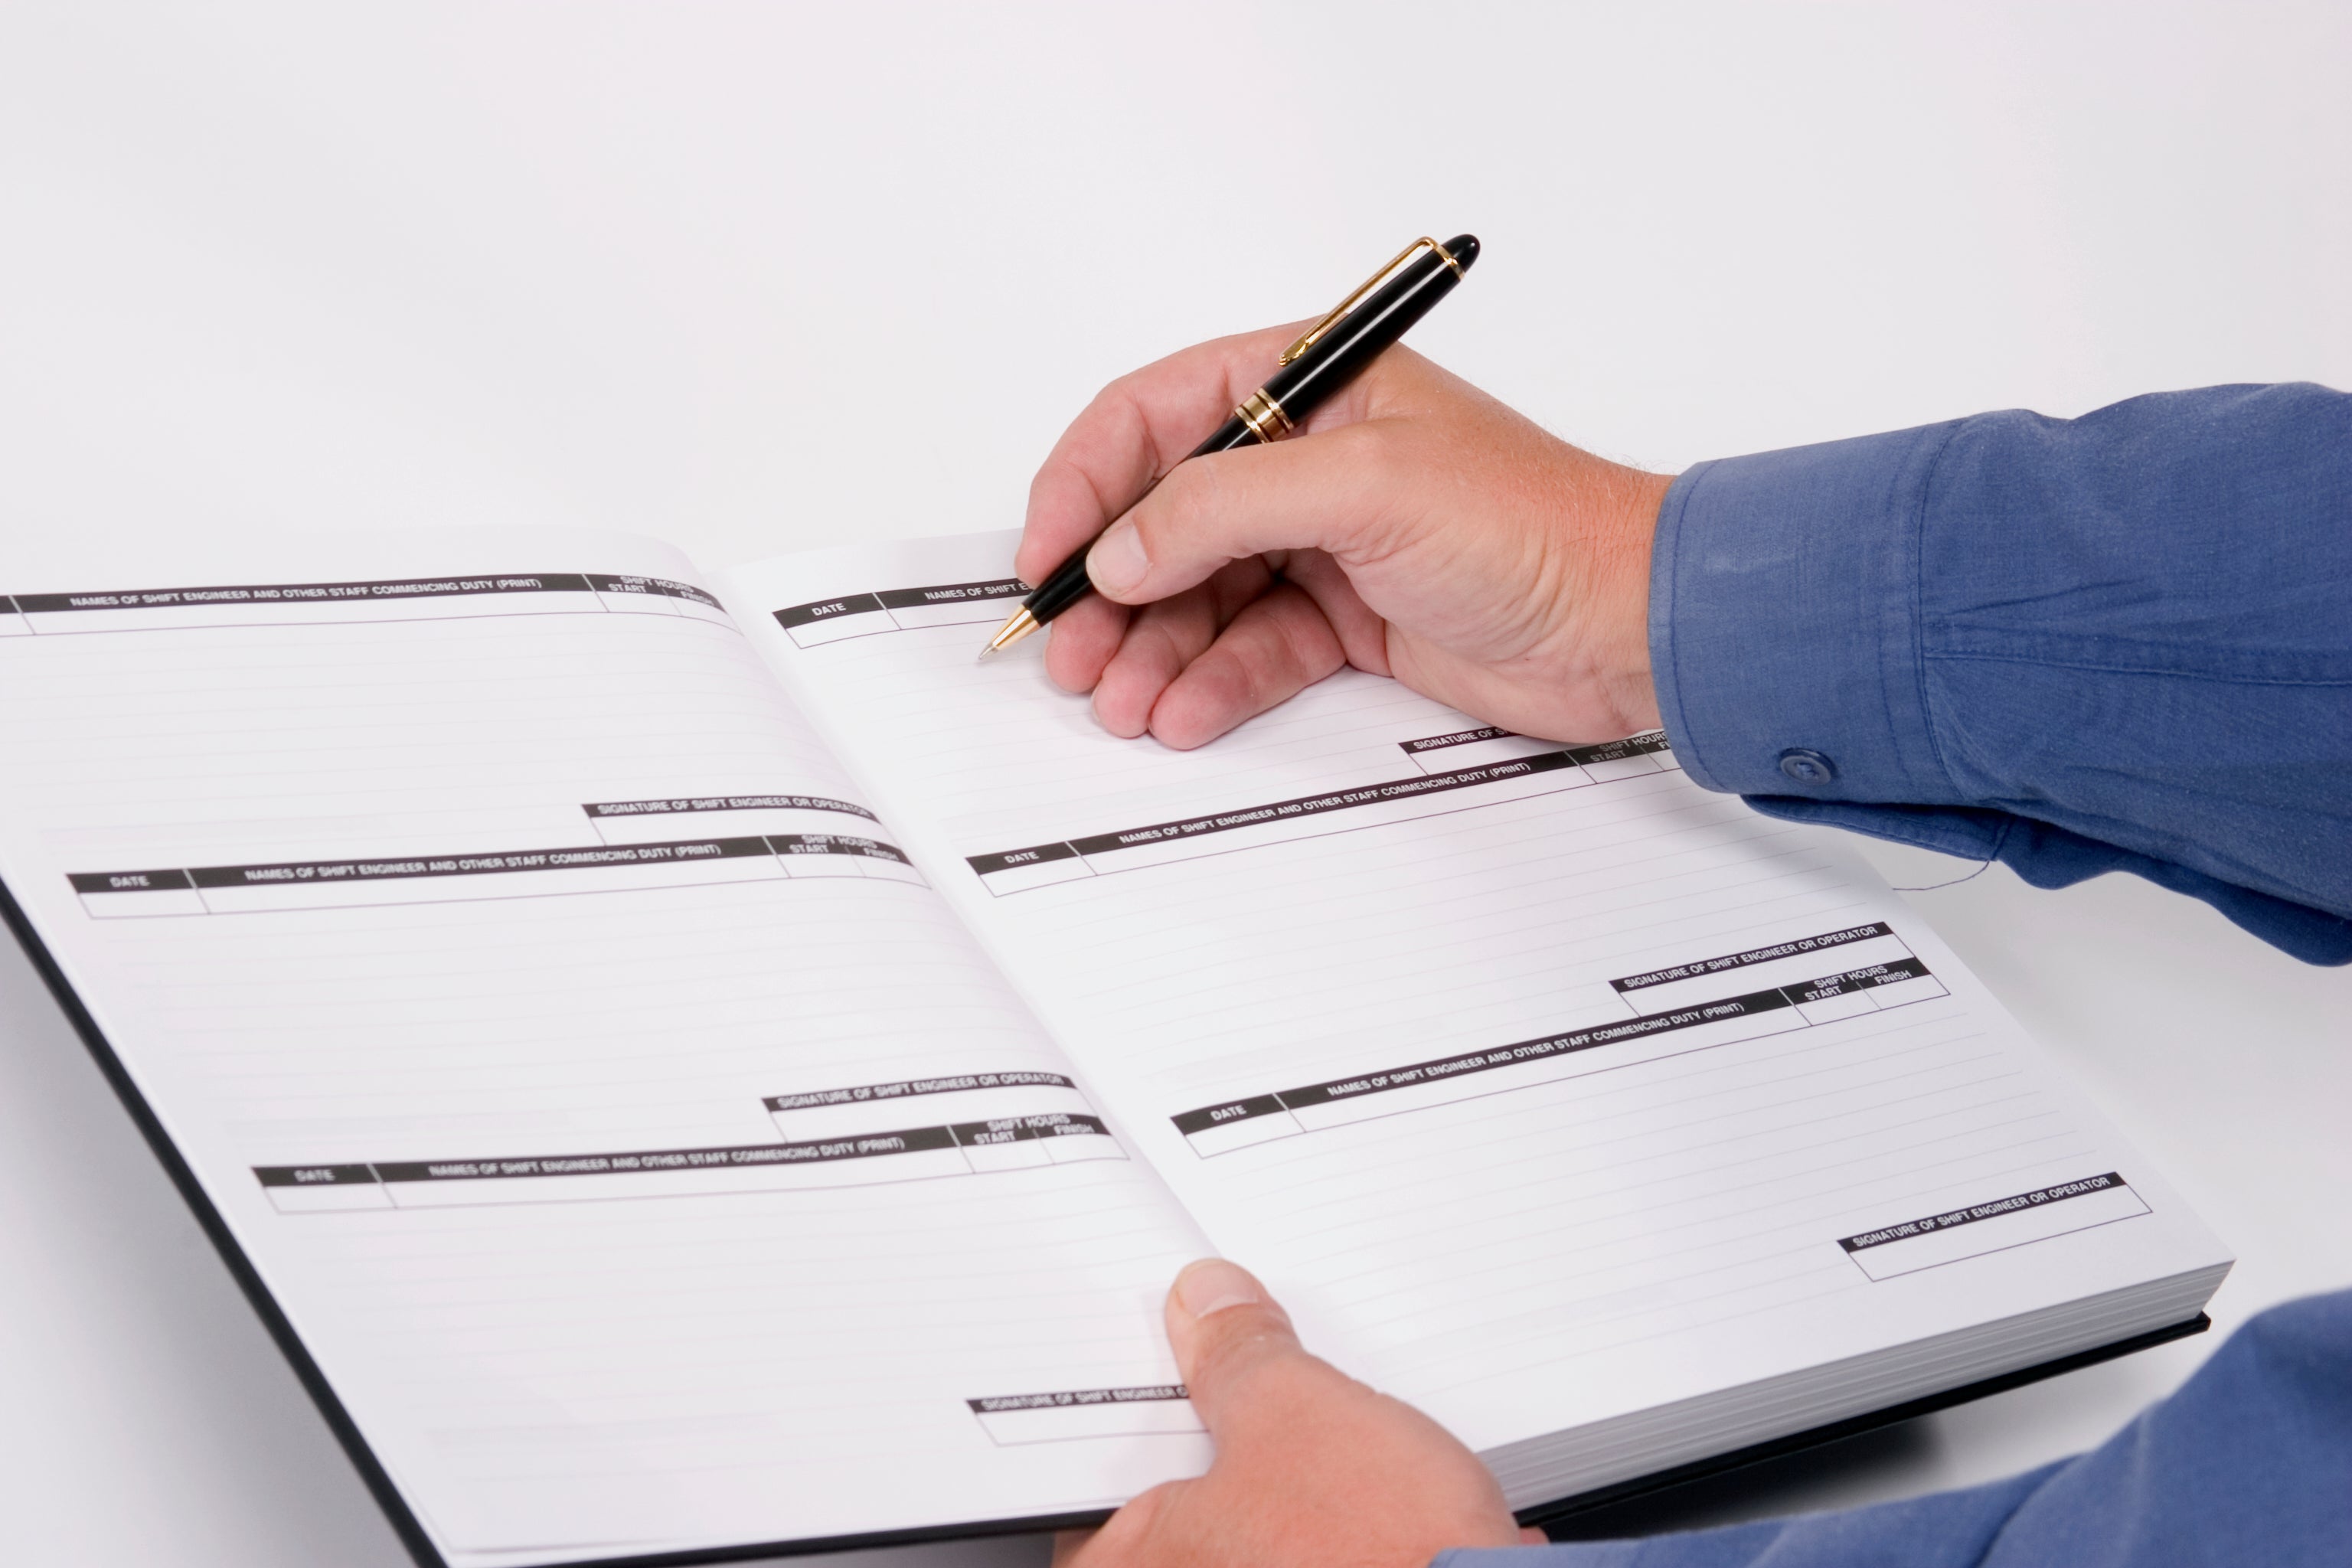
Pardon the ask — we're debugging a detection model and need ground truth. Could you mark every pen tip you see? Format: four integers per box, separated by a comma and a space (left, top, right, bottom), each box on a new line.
1443, 234, 1480, 273
978, 605, 1041, 662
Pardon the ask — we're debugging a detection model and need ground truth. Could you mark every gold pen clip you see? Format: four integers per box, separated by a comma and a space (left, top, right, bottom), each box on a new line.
1279, 236, 1464, 365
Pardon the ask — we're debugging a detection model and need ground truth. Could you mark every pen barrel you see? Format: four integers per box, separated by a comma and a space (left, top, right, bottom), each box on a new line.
1257, 249, 1462, 423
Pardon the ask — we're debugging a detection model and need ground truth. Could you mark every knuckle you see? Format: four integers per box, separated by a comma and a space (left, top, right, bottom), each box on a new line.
1138, 465, 1215, 554
1187, 1303, 1295, 1386
1270, 593, 1337, 679
1086, 1481, 1176, 1559
1337, 420, 1406, 492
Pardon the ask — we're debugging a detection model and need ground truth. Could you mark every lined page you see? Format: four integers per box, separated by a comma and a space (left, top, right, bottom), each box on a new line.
727, 531, 2230, 1489
0, 530, 1211, 1566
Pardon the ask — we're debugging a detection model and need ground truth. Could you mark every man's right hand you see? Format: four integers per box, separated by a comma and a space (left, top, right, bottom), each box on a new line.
1017, 323, 1674, 750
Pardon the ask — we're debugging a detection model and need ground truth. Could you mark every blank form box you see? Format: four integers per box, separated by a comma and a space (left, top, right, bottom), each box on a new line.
1042, 1132, 1125, 1164
195, 856, 786, 912
0, 612, 28, 636
1795, 990, 1879, 1024
776, 853, 869, 879
1288, 1076, 1507, 1130
1867, 975, 1949, 1010
79, 888, 209, 918
1285, 1043, 1628, 1132
381, 1145, 978, 1207
1184, 1112, 1303, 1158
881, 600, 1014, 629
592, 589, 681, 616
857, 855, 928, 887
786, 612, 891, 647
962, 1138, 1054, 1173
1846, 1184, 2151, 1280
266, 1181, 394, 1213
973, 1399, 1204, 1446
675, 597, 737, 628
979, 857, 1096, 895
1578, 752, 1664, 782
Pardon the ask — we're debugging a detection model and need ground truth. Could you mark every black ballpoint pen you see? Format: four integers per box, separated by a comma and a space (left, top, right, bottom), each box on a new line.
979, 233, 1481, 659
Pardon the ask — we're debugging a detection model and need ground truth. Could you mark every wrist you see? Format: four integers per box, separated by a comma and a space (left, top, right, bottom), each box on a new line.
1590, 464, 1671, 736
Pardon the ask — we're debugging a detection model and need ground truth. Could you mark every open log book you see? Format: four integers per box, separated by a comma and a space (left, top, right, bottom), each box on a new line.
0, 526, 2227, 1567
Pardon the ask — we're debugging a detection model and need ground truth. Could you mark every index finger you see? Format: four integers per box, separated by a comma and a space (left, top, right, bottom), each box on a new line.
1016, 321, 1306, 586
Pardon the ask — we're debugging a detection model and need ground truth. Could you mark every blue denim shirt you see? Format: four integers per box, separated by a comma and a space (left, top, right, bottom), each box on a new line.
1443, 384, 2352, 1567
1653, 382, 2350, 965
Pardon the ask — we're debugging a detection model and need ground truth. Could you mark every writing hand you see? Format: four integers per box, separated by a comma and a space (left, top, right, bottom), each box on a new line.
1018, 325, 1671, 749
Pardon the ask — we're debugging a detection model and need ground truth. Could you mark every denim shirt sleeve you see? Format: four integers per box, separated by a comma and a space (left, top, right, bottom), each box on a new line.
1429, 1289, 2352, 1568
1645, 383, 2352, 965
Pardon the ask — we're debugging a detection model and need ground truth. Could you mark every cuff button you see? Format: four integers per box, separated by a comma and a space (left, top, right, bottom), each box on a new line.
1777, 748, 1837, 785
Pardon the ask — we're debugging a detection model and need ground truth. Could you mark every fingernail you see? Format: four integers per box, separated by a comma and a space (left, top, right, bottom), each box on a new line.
1087, 522, 1149, 596
1173, 1259, 1262, 1321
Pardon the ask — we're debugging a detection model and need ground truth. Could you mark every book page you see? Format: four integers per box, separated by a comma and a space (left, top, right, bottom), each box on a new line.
726, 531, 2231, 1500
0, 529, 1212, 1566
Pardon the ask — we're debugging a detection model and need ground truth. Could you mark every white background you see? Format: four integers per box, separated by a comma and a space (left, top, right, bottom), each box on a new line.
0, 4, 2344, 1564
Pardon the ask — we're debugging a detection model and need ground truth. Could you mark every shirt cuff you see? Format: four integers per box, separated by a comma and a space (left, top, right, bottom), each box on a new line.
1648, 425, 1966, 808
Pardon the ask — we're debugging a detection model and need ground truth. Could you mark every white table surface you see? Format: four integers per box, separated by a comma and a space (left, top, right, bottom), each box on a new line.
1, 5, 2344, 1563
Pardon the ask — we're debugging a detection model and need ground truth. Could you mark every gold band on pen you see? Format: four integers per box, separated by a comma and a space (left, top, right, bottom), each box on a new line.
1235, 389, 1294, 444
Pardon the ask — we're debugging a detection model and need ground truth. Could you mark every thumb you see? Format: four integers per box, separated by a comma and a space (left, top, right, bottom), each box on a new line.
1084, 423, 1399, 606
1165, 1258, 1325, 1437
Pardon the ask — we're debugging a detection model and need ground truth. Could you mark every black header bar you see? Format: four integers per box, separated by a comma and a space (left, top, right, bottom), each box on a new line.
1168, 1095, 1286, 1137
773, 593, 883, 629
377, 1125, 961, 1184
582, 573, 721, 609
766, 1070, 1075, 1111
1614, 923, 1896, 993
373, 1126, 960, 1182
1170, 986, 1796, 1134
973, 751, 1583, 874
773, 833, 909, 864
184, 837, 773, 890
1401, 725, 1514, 753
1840, 1174, 2128, 1253
69, 867, 195, 893
253, 1164, 377, 1188
774, 578, 1027, 630
949, 1112, 1108, 1146
1567, 730, 1673, 766
964, 841, 1081, 877
11, 574, 602, 615
583, 794, 877, 822
1173, 949, 1948, 1139
7, 572, 723, 616
967, 1385, 1188, 1414
1785, 958, 1930, 1004
253, 1115, 1112, 1190
74, 832, 909, 895
969, 733, 1674, 877
877, 579, 1026, 610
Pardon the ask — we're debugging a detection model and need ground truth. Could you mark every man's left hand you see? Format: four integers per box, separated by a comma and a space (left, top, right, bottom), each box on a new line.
1052, 1259, 1544, 1567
